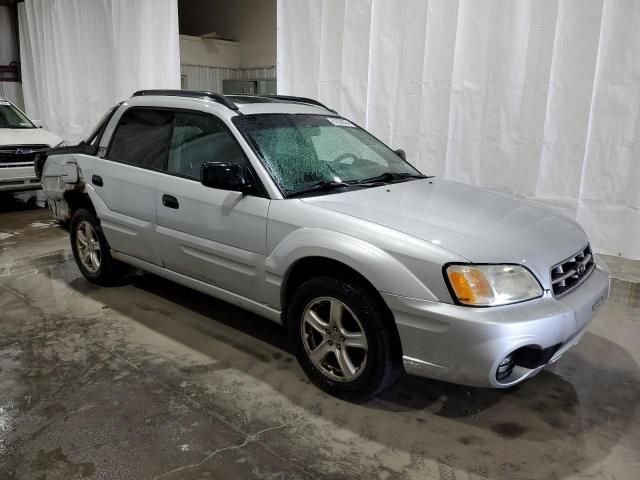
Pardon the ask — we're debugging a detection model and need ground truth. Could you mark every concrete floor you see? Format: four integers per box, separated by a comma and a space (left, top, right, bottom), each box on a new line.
1, 204, 639, 480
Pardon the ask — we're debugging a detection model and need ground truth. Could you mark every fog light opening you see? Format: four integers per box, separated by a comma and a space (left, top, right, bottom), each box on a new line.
496, 354, 515, 381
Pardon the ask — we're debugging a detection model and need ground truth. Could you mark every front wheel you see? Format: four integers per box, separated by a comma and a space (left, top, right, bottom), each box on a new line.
288, 276, 401, 402
70, 208, 127, 285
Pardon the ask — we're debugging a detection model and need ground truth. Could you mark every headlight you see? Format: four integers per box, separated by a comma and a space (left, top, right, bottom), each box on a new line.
445, 264, 543, 307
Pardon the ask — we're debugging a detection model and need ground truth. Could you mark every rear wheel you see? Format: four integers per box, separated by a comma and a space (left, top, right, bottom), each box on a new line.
70, 208, 127, 285
288, 276, 401, 402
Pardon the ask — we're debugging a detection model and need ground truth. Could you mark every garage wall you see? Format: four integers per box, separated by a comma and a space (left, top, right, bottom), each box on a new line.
179, 34, 275, 93
18, 0, 180, 142
0, 5, 24, 109
0, 7, 16, 63
181, 65, 276, 93
278, 0, 640, 260
180, 35, 240, 68
178, 0, 276, 68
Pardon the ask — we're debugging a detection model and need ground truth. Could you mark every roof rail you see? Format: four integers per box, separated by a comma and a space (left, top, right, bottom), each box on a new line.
131, 89, 239, 111
264, 95, 337, 114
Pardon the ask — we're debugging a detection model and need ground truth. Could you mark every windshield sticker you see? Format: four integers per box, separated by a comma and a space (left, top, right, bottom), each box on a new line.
327, 117, 355, 128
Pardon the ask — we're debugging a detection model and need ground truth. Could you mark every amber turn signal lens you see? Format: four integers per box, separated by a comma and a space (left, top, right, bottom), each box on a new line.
448, 271, 475, 303
447, 267, 493, 305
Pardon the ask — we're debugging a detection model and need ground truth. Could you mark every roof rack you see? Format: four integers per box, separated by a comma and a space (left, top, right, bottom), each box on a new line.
263, 95, 337, 113
131, 89, 239, 111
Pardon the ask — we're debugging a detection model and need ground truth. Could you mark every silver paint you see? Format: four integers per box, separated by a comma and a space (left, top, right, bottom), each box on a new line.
40, 95, 610, 388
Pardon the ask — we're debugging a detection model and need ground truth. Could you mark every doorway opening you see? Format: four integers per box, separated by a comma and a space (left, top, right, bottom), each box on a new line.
178, 0, 276, 95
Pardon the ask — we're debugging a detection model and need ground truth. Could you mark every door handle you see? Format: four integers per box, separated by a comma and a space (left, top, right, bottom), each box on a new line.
92, 175, 103, 187
162, 194, 179, 209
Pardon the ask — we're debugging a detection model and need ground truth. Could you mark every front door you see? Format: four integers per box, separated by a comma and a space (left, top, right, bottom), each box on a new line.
155, 111, 270, 303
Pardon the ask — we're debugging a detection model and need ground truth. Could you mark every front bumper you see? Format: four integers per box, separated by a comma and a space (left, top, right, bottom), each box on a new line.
384, 256, 610, 388
0, 163, 41, 192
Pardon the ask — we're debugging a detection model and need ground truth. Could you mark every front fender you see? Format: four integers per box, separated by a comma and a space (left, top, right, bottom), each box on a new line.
264, 227, 438, 309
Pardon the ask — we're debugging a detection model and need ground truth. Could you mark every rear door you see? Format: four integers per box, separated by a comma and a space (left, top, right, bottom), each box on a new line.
155, 110, 270, 302
88, 108, 173, 265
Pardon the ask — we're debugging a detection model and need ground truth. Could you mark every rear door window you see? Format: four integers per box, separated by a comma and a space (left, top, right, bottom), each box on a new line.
107, 109, 174, 170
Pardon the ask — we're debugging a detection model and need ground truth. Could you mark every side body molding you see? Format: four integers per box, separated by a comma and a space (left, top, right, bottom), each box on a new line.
264, 227, 438, 310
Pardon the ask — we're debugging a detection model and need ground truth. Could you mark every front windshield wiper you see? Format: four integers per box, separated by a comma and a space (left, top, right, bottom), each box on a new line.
287, 172, 431, 198
286, 181, 353, 198
355, 172, 431, 185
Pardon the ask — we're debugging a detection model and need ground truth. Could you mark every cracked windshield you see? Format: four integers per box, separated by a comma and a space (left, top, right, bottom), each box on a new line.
233, 114, 421, 196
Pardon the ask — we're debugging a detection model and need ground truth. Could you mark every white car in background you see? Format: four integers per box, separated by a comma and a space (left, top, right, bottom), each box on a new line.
0, 98, 62, 192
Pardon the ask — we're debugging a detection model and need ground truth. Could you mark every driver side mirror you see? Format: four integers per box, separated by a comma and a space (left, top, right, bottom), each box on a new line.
200, 162, 250, 194
395, 149, 407, 161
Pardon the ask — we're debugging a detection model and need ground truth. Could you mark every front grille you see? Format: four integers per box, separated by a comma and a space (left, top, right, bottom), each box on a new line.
0, 145, 49, 164
0, 161, 34, 169
550, 244, 595, 297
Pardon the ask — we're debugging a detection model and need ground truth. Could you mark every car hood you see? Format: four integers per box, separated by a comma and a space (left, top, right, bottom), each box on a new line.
301, 179, 588, 283
0, 128, 61, 147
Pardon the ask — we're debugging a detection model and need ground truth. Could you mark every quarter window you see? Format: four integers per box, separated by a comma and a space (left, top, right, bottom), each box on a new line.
167, 112, 246, 178
107, 109, 173, 169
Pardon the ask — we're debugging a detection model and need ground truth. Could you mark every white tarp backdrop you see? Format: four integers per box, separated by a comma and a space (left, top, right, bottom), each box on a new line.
278, 0, 640, 260
18, 0, 180, 143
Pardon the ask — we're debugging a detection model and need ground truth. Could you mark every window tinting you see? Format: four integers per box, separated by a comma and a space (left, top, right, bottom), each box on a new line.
108, 109, 173, 169
167, 112, 246, 178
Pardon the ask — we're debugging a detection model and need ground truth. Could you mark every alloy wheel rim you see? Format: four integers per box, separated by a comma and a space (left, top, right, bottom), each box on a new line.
301, 297, 368, 382
76, 220, 101, 273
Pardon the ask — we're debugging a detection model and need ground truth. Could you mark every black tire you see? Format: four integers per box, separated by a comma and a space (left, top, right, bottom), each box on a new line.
70, 208, 128, 285
287, 276, 402, 402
